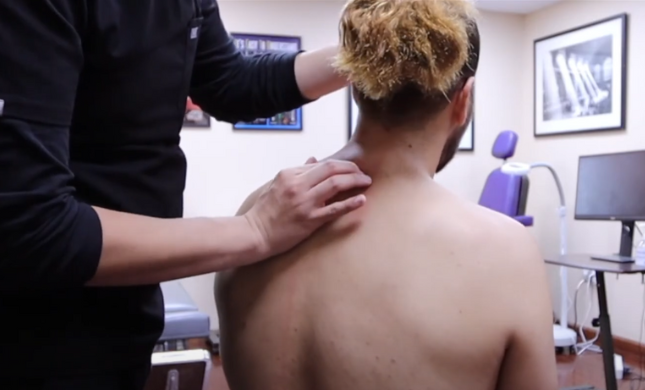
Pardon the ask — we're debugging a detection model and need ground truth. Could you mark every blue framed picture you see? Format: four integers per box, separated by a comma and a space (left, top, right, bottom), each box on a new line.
231, 33, 303, 131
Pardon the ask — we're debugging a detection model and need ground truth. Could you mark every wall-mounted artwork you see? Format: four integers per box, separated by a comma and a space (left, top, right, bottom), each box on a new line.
231, 33, 303, 131
348, 87, 475, 151
534, 14, 627, 137
458, 119, 474, 151
183, 97, 211, 128
347, 88, 359, 140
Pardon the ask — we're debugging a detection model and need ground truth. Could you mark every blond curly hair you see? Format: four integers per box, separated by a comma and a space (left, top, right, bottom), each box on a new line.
334, 0, 478, 101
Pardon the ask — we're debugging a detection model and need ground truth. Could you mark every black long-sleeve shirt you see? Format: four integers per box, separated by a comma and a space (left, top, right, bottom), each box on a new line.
0, 0, 308, 377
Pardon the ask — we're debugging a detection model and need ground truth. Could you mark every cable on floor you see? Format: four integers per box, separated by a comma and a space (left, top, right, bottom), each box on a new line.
632, 281, 645, 390
573, 276, 601, 355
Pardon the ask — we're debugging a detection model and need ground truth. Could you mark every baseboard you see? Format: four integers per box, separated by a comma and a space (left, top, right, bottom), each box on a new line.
570, 324, 643, 362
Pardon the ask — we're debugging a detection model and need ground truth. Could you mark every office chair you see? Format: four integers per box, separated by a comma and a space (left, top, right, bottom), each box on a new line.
478, 130, 533, 226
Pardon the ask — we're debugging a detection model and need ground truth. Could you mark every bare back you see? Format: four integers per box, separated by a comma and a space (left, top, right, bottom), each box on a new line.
216, 178, 557, 390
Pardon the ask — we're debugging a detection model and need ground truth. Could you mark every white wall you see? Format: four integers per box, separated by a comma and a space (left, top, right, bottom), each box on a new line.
518, 0, 645, 342
178, 2, 526, 329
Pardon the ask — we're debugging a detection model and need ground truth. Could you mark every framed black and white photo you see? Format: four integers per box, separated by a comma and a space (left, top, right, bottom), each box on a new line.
534, 14, 628, 137
348, 87, 474, 151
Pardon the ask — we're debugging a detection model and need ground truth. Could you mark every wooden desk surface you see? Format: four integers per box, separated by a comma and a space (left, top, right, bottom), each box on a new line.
545, 254, 645, 274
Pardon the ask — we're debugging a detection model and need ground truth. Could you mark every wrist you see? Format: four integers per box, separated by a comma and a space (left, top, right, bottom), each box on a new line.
294, 45, 347, 100
232, 215, 271, 266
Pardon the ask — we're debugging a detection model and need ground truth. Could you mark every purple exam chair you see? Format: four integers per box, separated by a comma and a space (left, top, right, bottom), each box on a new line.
478, 130, 533, 226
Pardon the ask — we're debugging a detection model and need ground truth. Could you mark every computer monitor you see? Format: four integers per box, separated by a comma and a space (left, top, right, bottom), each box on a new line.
574, 150, 645, 263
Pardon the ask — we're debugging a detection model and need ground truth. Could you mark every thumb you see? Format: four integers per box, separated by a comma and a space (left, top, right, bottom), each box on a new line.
305, 156, 318, 165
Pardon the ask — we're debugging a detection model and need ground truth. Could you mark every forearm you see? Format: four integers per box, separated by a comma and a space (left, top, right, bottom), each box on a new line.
295, 45, 349, 100
191, 2, 345, 121
88, 207, 264, 286
192, 51, 310, 123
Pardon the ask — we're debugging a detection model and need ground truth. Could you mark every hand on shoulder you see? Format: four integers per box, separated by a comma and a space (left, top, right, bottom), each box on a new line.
240, 158, 372, 261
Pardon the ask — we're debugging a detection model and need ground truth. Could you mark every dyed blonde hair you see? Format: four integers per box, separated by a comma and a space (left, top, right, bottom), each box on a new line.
334, 0, 478, 101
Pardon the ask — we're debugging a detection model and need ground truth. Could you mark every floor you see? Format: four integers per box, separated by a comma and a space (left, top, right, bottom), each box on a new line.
557, 353, 644, 390
207, 352, 645, 390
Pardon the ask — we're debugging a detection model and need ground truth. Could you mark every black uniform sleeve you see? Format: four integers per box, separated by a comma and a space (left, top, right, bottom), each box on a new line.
0, 1, 102, 289
189, 0, 311, 123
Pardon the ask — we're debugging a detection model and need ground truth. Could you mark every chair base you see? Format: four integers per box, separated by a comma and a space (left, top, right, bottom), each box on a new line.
145, 349, 211, 390
553, 324, 577, 348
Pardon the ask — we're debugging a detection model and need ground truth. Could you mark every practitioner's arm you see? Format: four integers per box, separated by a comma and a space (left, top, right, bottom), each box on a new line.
495, 229, 558, 390
90, 159, 372, 286
0, 2, 371, 289
294, 46, 347, 100
190, 2, 345, 123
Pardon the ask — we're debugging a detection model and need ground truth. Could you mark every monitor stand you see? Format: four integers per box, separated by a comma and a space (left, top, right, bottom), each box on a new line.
591, 220, 636, 263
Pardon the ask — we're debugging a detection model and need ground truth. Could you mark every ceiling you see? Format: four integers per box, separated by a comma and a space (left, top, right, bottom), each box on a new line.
475, 0, 563, 14
243, 0, 564, 14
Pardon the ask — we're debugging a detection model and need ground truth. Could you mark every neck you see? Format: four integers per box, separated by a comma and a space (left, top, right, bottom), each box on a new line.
331, 115, 449, 181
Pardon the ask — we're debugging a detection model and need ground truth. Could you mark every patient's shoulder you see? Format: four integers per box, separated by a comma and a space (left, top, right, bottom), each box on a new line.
448, 198, 543, 270
235, 180, 272, 216
468, 201, 528, 237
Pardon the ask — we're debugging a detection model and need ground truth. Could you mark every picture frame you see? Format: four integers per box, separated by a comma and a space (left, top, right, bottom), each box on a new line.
183, 97, 211, 129
231, 33, 303, 131
458, 119, 474, 151
347, 87, 358, 140
347, 87, 475, 151
534, 14, 628, 137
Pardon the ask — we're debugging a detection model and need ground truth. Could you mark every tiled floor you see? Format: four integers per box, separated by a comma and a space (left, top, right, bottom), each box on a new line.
208, 353, 644, 390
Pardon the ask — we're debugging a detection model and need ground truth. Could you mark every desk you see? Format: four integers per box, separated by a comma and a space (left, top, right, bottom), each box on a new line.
546, 254, 645, 390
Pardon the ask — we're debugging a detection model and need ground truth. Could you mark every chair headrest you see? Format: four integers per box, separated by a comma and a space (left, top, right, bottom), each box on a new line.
492, 130, 518, 160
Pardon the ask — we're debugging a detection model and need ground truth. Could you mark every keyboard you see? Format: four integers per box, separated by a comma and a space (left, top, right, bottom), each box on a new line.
591, 254, 635, 263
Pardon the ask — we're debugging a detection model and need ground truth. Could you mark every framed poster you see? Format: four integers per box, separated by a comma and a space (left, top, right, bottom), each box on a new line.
458, 119, 474, 151
231, 33, 303, 131
534, 14, 627, 137
348, 87, 359, 140
183, 97, 211, 128
347, 87, 475, 151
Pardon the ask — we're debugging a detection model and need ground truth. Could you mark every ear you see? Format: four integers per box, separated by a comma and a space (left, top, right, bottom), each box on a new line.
452, 77, 475, 127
